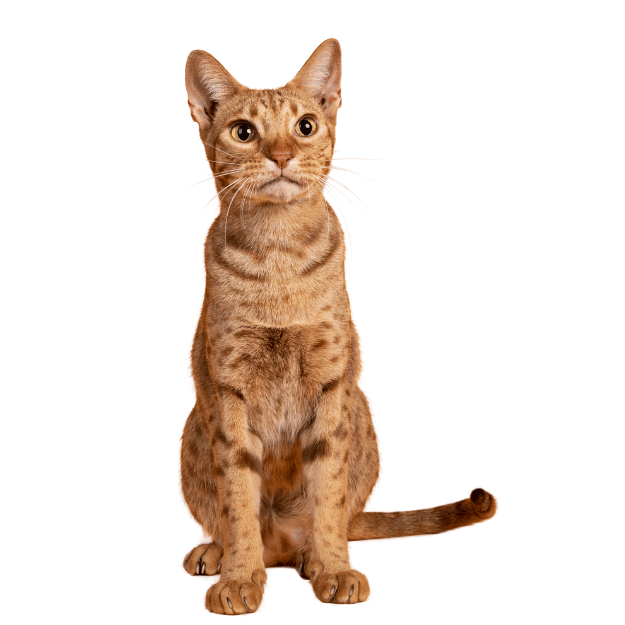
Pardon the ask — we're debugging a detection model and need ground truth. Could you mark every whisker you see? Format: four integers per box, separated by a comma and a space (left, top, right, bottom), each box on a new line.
330, 157, 382, 161
201, 177, 244, 214
204, 158, 238, 166
191, 168, 246, 188
311, 175, 354, 261
309, 176, 330, 244
204, 142, 239, 159
321, 165, 380, 185
324, 175, 371, 214
240, 174, 260, 226
224, 176, 251, 247
212, 168, 247, 178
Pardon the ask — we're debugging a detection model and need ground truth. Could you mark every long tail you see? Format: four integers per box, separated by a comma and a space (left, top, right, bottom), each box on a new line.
347, 488, 497, 541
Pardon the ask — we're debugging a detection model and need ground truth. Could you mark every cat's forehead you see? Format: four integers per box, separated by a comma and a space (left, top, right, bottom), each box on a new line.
231, 88, 316, 133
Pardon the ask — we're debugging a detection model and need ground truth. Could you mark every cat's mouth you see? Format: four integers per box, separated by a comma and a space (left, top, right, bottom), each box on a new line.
260, 175, 300, 189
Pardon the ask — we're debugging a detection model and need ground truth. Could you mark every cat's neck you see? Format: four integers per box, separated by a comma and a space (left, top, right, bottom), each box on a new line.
216, 190, 330, 249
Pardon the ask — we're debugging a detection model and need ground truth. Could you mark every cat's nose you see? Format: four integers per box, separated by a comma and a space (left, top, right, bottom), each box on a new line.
265, 139, 295, 171
270, 151, 293, 171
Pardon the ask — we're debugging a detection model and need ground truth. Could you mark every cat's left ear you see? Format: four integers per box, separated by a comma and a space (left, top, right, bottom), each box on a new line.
286, 39, 342, 122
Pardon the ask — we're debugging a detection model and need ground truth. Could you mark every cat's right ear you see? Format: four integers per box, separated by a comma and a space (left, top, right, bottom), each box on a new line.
185, 51, 245, 137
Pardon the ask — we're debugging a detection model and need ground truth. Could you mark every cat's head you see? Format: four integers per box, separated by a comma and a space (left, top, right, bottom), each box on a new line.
185, 39, 341, 205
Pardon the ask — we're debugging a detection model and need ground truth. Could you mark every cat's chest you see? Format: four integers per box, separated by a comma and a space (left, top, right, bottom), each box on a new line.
210, 319, 350, 441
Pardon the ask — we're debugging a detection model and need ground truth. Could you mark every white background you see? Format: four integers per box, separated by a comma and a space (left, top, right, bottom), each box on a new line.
1, 1, 624, 623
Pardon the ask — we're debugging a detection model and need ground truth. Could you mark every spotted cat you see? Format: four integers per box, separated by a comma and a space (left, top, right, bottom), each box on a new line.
180, 39, 496, 615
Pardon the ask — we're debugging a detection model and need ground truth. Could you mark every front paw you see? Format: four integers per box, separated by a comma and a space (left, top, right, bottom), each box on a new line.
205, 569, 266, 614
311, 568, 370, 604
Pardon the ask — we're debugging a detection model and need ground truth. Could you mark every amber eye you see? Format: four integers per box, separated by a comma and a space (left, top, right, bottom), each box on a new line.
296, 117, 317, 137
231, 122, 255, 143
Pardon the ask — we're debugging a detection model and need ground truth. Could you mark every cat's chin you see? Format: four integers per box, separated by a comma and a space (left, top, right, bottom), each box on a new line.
256, 177, 305, 203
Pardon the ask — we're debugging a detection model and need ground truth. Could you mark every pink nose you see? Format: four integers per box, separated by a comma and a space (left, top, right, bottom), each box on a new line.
270, 151, 293, 171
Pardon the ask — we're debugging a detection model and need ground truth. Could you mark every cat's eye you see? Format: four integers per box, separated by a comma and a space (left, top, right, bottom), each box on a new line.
296, 117, 317, 137
231, 122, 255, 143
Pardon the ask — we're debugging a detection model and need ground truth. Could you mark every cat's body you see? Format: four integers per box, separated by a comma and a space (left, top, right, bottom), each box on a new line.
181, 39, 496, 614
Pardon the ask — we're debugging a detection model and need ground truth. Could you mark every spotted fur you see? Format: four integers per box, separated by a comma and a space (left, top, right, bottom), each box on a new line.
180, 39, 496, 615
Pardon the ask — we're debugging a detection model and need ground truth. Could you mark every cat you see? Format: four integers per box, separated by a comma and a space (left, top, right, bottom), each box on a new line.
180, 38, 496, 614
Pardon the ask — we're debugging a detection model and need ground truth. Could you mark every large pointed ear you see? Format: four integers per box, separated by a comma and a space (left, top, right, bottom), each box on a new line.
286, 39, 342, 122
185, 50, 246, 136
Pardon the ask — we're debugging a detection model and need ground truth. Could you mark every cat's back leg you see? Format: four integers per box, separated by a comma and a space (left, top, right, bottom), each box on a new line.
346, 386, 380, 521
181, 403, 222, 545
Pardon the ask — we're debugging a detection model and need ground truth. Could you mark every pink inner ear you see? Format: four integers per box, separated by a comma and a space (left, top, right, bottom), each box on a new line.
186, 50, 247, 118
287, 40, 342, 108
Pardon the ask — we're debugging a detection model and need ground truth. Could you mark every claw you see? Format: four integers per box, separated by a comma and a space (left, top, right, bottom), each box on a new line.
195, 562, 200, 575
216, 562, 221, 573
349, 584, 354, 598
227, 598, 233, 610
243, 597, 250, 612
330, 585, 337, 599
201, 562, 206, 575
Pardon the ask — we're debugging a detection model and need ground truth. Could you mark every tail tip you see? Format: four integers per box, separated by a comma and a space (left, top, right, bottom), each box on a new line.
470, 488, 497, 519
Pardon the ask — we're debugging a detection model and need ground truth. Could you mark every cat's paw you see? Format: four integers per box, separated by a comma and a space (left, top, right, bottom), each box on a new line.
182, 543, 222, 576
205, 569, 266, 614
311, 567, 370, 604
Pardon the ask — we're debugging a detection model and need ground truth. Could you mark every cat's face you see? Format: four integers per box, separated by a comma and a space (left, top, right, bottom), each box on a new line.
186, 40, 342, 206
205, 89, 335, 203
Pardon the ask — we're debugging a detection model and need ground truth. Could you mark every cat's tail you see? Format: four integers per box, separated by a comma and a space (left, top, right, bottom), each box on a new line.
347, 488, 496, 541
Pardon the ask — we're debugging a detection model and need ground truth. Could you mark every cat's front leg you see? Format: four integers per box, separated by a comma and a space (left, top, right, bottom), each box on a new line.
205, 386, 266, 614
301, 379, 370, 604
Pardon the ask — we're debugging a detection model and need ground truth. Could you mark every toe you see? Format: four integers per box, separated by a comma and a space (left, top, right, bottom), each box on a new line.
220, 581, 248, 615
240, 582, 262, 613
312, 573, 339, 603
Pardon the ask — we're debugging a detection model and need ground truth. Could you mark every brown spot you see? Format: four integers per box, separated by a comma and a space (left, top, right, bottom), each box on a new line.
280, 536, 292, 553
215, 465, 225, 477
249, 104, 258, 118
248, 425, 261, 439
214, 245, 265, 281
333, 335, 341, 344
213, 427, 231, 447
302, 438, 330, 463
333, 423, 347, 440
312, 339, 327, 350
289, 100, 298, 115
322, 378, 340, 393
221, 505, 230, 517
229, 354, 253, 370
330, 356, 339, 363
235, 449, 262, 475
300, 233, 339, 276
337, 495, 346, 507
302, 220, 326, 246
299, 414, 315, 432
273, 490, 297, 516
217, 384, 244, 401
